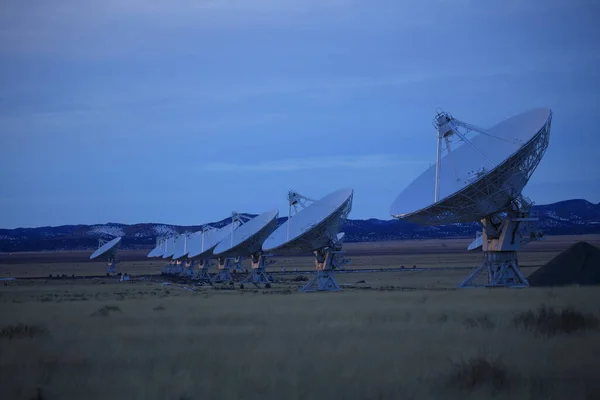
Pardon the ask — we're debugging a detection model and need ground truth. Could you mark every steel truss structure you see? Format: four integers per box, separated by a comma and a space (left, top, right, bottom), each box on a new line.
285, 192, 352, 292
300, 235, 351, 292
240, 252, 275, 287
404, 111, 551, 226
212, 257, 235, 284
460, 194, 536, 288
427, 110, 551, 288
192, 260, 212, 282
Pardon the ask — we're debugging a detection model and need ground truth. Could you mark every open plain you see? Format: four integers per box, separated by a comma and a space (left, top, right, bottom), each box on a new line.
1, 235, 599, 399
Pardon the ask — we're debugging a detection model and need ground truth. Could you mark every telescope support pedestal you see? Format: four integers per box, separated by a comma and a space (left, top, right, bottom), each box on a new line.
162, 260, 183, 275
212, 258, 233, 284
460, 210, 530, 288
162, 260, 172, 275
241, 253, 272, 287
107, 259, 117, 275
179, 260, 195, 277
301, 247, 344, 292
192, 260, 212, 283
230, 257, 244, 273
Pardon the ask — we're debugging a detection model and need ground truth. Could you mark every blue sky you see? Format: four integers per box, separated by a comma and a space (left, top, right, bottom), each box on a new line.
1, 0, 599, 228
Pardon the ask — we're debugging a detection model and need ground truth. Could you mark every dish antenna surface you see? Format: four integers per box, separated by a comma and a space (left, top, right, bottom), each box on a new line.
187, 213, 252, 282
161, 235, 177, 259
263, 188, 353, 292
147, 236, 167, 258
390, 108, 552, 287
172, 232, 194, 260
158, 234, 181, 275
90, 236, 122, 274
213, 209, 279, 287
169, 232, 197, 277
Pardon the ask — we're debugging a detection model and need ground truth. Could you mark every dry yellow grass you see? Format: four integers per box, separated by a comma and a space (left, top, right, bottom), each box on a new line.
1, 278, 600, 400
1, 235, 599, 399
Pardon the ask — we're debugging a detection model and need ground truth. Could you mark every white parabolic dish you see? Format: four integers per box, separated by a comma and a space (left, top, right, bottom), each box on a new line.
187, 219, 241, 260
147, 244, 164, 258
172, 232, 197, 260
90, 236, 122, 260
213, 209, 279, 258
390, 108, 552, 225
262, 188, 353, 254
161, 236, 177, 259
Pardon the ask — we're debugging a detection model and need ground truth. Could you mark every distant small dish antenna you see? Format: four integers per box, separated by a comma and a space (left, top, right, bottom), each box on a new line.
390, 108, 552, 288
147, 236, 167, 258
161, 235, 177, 260
263, 188, 353, 292
167, 232, 197, 276
213, 209, 280, 287
90, 236, 122, 274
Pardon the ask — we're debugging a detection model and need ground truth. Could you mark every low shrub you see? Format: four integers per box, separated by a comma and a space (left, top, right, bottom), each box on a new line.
513, 305, 599, 336
464, 315, 495, 329
0, 323, 48, 340
91, 305, 121, 317
447, 355, 510, 393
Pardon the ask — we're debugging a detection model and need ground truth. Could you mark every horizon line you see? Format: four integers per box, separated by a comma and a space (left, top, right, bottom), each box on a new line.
0, 197, 597, 231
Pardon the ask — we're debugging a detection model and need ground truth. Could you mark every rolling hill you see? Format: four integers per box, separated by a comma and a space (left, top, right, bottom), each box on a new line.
1, 199, 599, 252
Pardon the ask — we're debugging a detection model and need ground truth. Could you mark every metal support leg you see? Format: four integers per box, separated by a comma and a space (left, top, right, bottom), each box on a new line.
212, 258, 234, 284
179, 260, 195, 277
459, 251, 529, 288
459, 211, 530, 288
300, 247, 343, 292
241, 253, 273, 287
107, 258, 116, 274
192, 260, 212, 283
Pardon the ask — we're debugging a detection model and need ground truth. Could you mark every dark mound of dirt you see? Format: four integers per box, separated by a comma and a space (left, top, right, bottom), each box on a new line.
528, 241, 600, 286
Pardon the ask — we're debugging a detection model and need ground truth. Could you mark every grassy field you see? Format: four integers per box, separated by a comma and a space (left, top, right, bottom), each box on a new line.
1, 235, 599, 399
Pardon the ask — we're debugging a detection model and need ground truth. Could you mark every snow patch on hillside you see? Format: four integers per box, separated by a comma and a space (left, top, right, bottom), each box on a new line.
153, 225, 177, 236
544, 210, 569, 221
88, 225, 125, 238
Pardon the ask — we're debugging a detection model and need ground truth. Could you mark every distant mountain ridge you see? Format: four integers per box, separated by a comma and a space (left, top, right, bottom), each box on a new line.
1, 199, 599, 253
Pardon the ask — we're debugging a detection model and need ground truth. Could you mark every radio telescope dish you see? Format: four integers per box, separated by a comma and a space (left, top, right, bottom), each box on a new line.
214, 209, 279, 258
467, 232, 483, 251
390, 108, 552, 288
391, 108, 551, 224
263, 188, 353, 292
187, 213, 252, 283
161, 235, 177, 259
147, 236, 166, 258
188, 214, 251, 260
172, 232, 195, 260
263, 188, 353, 254
90, 236, 122, 274
165, 232, 197, 277
213, 209, 279, 287
159, 234, 182, 275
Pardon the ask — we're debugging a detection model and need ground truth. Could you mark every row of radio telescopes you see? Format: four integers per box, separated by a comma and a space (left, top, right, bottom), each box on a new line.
91, 107, 553, 291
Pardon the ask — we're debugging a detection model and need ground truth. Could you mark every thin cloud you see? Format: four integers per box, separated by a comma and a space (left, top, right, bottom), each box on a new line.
201, 154, 427, 172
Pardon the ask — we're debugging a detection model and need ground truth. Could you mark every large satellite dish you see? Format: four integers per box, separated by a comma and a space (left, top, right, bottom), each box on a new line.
187, 213, 252, 283
213, 209, 279, 287
390, 108, 552, 288
263, 188, 353, 292
90, 236, 122, 274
